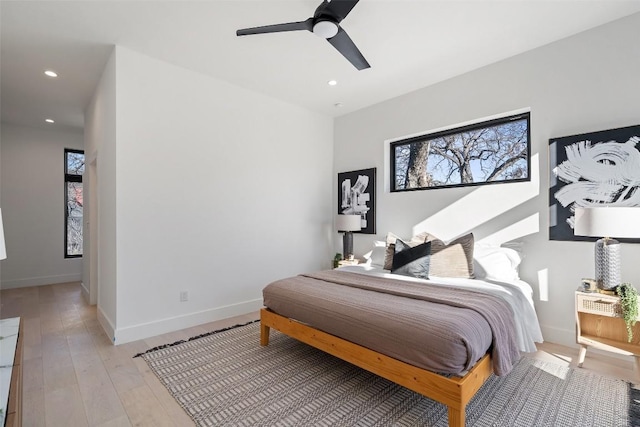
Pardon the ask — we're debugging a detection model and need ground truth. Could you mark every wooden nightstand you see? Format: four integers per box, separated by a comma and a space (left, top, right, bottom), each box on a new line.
575, 291, 640, 379
337, 259, 359, 267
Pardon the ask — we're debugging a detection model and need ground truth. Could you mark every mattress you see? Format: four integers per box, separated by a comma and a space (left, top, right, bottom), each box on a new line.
263, 269, 528, 376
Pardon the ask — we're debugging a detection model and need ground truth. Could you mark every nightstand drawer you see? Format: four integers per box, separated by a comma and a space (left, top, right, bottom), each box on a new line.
576, 293, 622, 318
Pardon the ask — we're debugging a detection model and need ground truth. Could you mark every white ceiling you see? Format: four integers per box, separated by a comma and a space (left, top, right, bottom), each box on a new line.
2, 1, 640, 131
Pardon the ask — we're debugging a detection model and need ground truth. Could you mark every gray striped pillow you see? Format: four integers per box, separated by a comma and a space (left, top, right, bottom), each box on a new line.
426, 233, 475, 278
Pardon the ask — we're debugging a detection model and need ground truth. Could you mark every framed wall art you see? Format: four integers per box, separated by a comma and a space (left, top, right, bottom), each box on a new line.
549, 124, 640, 242
338, 167, 376, 234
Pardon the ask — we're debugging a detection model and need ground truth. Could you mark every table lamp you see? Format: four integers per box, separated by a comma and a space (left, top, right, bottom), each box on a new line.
336, 214, 361, 260
574, 207, 640, 290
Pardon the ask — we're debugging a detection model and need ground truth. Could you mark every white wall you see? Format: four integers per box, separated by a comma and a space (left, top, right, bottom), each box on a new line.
0, 123, 84, 288
334, 13, 640, 348
84, 49, 118, 337
86, 46, 334, 343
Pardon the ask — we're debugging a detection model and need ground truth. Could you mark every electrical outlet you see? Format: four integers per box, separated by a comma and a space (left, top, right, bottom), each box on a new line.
180, 291, 189, 302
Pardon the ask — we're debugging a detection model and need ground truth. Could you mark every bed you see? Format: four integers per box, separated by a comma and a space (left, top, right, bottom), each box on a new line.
260, 235, 543, 427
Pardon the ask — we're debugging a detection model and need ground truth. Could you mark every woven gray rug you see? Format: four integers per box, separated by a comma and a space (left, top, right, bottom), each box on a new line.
137, 321, 639, 426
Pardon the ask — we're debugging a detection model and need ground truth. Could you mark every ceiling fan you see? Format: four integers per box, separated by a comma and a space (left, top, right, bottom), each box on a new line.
236, 0, 370, 71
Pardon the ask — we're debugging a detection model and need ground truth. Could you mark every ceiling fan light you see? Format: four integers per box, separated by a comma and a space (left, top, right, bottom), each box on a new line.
313, 20, 338, 39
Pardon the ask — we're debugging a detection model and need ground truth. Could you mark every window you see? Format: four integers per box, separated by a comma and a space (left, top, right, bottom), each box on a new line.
390, 112, 531, 192
65, 149, 85, 258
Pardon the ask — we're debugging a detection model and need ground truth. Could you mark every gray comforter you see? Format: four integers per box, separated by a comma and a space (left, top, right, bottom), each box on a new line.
263, 270, 520, 376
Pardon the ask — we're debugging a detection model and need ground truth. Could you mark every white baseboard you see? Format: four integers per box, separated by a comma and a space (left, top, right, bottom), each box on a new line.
112, 298, 264, 345
0, 273, 82, 289
80, 281, 90, 303
98, 306, 116, 344
540, 324, 575, 348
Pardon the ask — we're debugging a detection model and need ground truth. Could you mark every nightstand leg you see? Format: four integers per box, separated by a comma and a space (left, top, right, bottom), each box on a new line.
577, 345, 587, 368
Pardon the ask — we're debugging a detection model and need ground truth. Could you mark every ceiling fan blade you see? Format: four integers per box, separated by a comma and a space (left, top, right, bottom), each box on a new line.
237, 18, 313, 36
314, 0, 360, 23
328, 27, 370, 70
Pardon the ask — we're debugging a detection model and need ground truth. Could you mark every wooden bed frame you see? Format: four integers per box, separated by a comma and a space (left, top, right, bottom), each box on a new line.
260, 308, 493, 427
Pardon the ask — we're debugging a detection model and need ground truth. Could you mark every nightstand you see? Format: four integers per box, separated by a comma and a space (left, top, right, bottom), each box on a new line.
575, 291, 640, 380
337, 259, 359, 267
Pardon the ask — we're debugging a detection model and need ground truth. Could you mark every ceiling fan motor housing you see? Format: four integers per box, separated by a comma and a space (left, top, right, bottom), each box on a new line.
313, 20, 339, 39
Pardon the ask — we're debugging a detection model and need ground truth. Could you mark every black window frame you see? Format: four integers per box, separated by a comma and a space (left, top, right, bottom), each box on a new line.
390, 112, 531, 193
64, 148, 84, 258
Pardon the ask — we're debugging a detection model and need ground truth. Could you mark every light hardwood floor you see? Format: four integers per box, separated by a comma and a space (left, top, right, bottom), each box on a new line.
0, 281, 636, 426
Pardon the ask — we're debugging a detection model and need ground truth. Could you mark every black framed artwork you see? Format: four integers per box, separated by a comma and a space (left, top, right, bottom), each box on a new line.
549, 124, 640, 242
338, 168, 376, 234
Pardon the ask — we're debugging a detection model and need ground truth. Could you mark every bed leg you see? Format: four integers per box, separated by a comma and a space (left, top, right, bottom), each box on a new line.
448, 406, 464, 427
260, 323, 270, 346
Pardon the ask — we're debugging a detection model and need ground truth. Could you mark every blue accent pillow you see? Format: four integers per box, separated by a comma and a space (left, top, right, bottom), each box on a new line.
391, 239, 431, 280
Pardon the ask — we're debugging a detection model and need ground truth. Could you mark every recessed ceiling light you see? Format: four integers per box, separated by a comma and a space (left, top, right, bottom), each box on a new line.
45, 119, 55, 123
44, 70, 58, 78
328, 80, 337, 86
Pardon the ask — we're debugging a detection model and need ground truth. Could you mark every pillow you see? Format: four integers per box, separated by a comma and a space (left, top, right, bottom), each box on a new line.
363, 241, 387, 268
473, 244, 521, 282
424, 232, 475, 279
391, 239, 431, 280
383, 232, 430, 270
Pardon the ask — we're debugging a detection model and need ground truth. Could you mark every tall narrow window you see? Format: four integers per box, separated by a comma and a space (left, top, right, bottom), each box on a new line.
65, 149, 85, 258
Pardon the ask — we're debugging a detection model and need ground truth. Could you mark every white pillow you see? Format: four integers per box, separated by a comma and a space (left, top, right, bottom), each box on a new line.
473, 245, 521, 282
363, 241, 387, 268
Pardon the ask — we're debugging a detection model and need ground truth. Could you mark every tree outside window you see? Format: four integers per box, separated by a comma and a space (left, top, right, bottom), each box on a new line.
65, 149, 84, 258
391, 113, 530, 192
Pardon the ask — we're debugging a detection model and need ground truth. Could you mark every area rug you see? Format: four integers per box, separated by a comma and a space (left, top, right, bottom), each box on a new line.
137, 321, 639, 426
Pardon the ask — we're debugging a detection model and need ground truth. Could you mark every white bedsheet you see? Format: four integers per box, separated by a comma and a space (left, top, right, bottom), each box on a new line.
338, 264, 544, 353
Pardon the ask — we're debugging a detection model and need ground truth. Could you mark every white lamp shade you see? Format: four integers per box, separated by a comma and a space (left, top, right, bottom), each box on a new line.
574, 207, 640, 238
336, 214, 361, 232
0, 209, 6, 260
